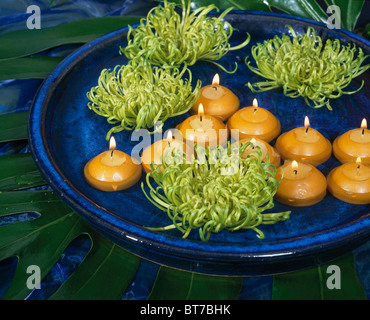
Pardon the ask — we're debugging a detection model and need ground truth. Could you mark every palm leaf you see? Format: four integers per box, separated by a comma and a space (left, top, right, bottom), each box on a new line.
0, 57, 63, 81
0, 112, 28, 143
0, 16, 141, 61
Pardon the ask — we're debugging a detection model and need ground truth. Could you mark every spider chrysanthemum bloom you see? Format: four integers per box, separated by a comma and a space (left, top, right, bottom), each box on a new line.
246, 25, 370, 110
142, 142, 291, 241
87, 60, 201, 140
120, 0, 250, 72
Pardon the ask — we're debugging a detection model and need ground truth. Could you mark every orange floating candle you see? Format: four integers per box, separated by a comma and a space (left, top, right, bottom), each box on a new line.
333, 118, 370, 165
275, 116, 332, 166
177, 103, 228, 148
233, 137, 281, 168
227, 98, 281, 142
84, 136, 142, 192
191, 73, 240, 121
327, 157, 370, 204
274, 160, 327, 206
141, 131, 193, 174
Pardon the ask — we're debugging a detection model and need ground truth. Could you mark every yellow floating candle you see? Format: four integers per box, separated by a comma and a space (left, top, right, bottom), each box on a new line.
275, 160, 327, 206
327, 157, 370, 204
233, 137, 281, 168
275, 116, 332, 166
177, 103, 228, 147
191, 73, 240, 121
141, 131, 193, 174
333, 118, 370, 165
84, 136, 142, 192
227, 98, 281, 142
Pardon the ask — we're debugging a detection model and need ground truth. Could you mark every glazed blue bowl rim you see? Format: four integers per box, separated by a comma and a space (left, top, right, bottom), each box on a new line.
28, 10, 370, 262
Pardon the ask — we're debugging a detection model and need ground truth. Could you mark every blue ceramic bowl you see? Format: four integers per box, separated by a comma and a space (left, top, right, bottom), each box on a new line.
28, 11, 370, 276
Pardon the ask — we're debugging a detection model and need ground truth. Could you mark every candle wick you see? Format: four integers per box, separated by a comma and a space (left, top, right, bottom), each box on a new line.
111, 149, 114, 158
212, 86, 218, 91
305, 127, 309, 134
362, 128, 365, 135
200, 114, 203, 122
293, 170, 298, 175
254, 108, 257, 114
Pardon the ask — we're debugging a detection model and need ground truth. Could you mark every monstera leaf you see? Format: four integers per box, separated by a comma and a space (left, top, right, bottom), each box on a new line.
0, 189, 142, 300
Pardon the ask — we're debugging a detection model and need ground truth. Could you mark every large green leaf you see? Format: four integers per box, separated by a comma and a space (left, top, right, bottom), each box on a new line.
0, 190, 141, 300
324, 0, 364, 31
268, 0, 327, 23
0, 190, 82, 299
49, 234, 140, 300
0, 112, 28, 143
167, 0, 328, 23
227, 0, 268, 11
147, 266, 243, 300
165, 0, 269, 11
0, 153, 46, 191
0, 56, 63, 81
272, 252, 367, 300
0, 16, 141, 61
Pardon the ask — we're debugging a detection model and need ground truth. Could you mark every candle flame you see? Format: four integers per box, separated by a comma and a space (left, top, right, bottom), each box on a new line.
250, 138, 257, 145
361, 118, 367, 129
292, 160, 298, 171
212, 73, 220, 85
109, 136, 116, 150
167, 130, 173, 143
304, 116, 310, 128
253, 98, 258, 109
356, 157, 361, 165
198, 103, 204, 119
